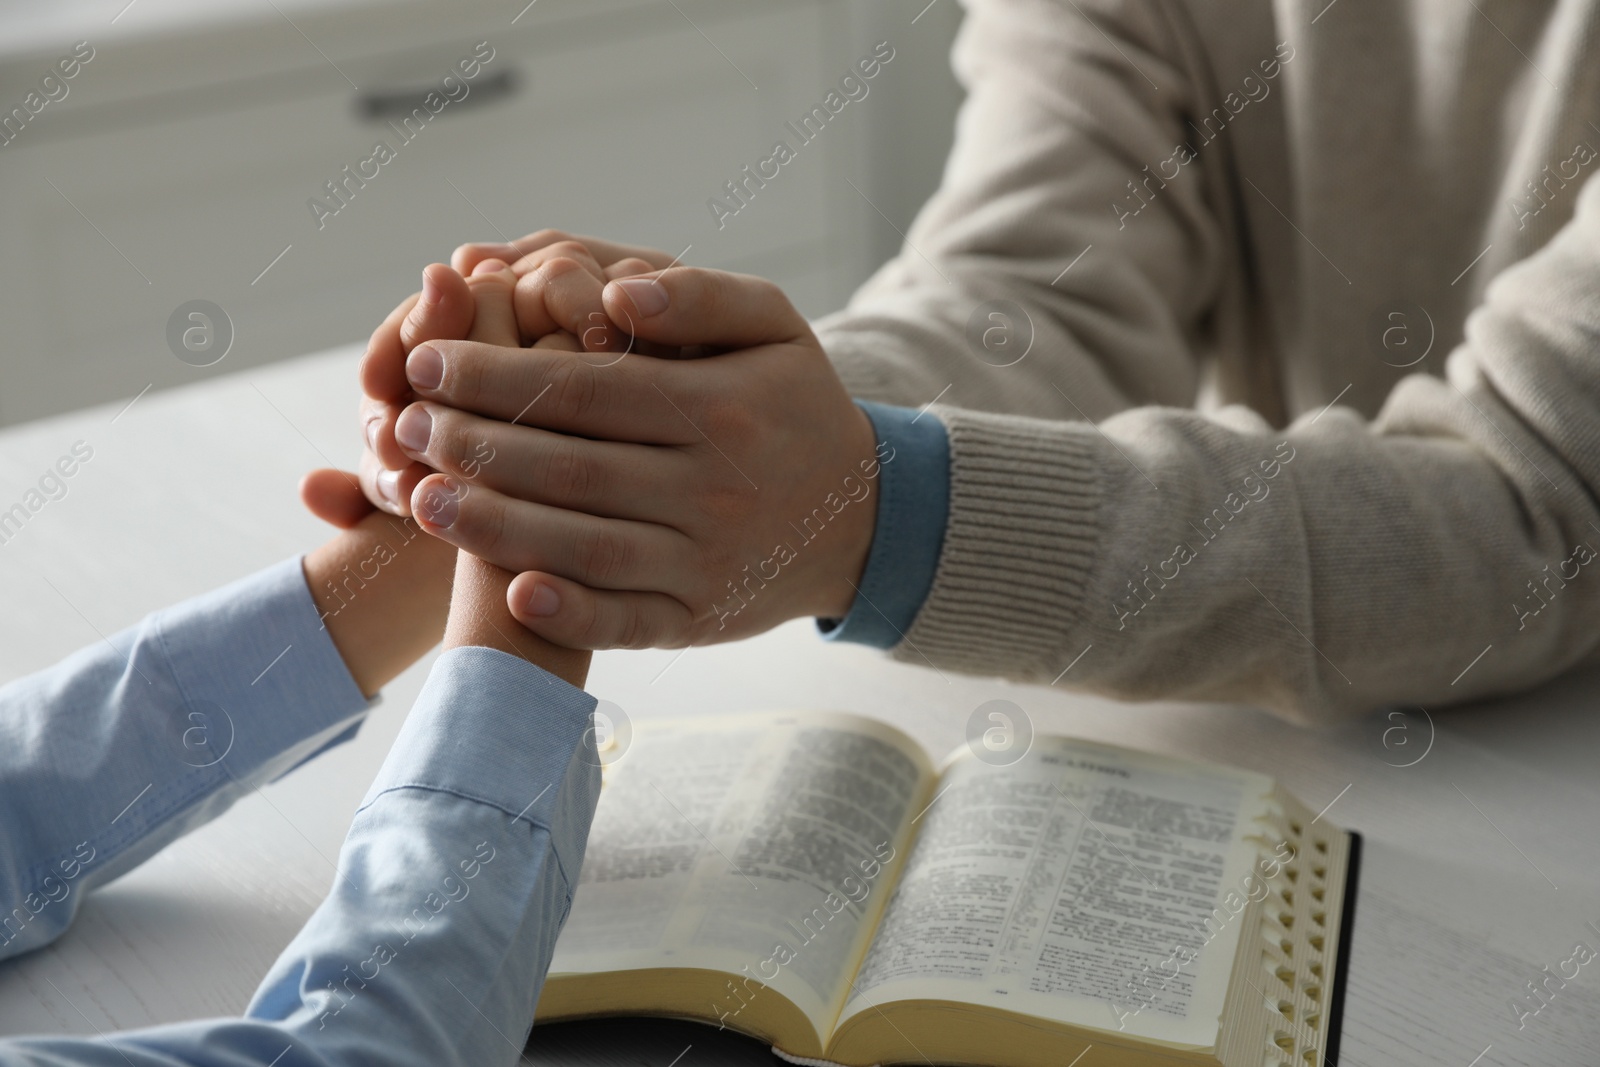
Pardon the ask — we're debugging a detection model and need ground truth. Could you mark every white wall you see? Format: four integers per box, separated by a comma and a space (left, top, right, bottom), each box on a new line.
0, 0, 963, 426
847, 0, 965, 265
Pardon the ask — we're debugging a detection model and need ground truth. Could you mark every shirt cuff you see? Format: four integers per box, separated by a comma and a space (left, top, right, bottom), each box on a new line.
819, 400, 950, 649
360, 646, 601, 885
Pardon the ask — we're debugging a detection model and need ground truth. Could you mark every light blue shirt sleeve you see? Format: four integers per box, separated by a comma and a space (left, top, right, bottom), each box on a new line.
1, 567, 602, 1067
819, 400, 950, 648
0, 557, 372, 961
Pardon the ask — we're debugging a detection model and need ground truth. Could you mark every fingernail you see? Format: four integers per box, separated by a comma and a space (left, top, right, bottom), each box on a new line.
363, 416, 381, 452
522, 582, 560, 617
395, 405, 432, 453
408, 344, 444, 391
375, 468, 400, 505
417, 479, 461, 528
421, 270, 442, 305
611, 277, 669, 318
473, 257, 508, 276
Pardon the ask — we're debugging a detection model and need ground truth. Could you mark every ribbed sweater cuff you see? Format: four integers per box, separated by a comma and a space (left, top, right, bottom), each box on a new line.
896, 408, 1102, 678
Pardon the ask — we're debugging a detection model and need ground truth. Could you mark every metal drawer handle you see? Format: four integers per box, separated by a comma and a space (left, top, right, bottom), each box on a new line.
356, 69, 519, 122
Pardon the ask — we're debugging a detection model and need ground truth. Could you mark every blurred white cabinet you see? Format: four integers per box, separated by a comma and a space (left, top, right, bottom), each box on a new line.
0, 0, 960, 426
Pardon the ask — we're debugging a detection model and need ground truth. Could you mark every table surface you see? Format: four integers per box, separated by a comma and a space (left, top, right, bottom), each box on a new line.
1, 348, 1598, 1067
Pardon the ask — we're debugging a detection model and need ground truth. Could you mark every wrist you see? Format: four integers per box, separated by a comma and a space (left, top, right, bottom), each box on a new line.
443, 553, 591, 688
810, 401, 880, 618
304, 513, 456, 696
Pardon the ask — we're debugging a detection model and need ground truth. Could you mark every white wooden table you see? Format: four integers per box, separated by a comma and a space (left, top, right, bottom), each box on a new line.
0, 347, 1597, 1066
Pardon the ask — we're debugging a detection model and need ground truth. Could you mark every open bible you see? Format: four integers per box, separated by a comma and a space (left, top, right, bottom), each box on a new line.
535, 712, 1358, 1067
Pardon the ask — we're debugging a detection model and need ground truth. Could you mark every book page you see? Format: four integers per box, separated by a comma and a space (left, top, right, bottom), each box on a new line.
835, 737, 1275, 1050
548, 711, 932, 1036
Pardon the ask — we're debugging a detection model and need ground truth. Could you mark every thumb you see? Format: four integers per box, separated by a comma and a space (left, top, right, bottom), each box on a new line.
400, 263, 474, 352
601, 267, 810, 350
300, 468, 374, 528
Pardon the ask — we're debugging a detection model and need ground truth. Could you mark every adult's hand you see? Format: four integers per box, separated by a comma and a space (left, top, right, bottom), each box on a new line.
357, 233, 672, 516
395, 268, 885, 649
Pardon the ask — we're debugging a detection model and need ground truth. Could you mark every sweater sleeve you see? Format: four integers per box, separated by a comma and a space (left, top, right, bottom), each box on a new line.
902, 173, 1600, 723
811, 0, 1600, 721
814, 0, 1225, 422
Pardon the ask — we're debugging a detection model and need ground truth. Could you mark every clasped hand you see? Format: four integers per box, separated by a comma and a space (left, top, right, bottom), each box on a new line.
337, 232, 881, 650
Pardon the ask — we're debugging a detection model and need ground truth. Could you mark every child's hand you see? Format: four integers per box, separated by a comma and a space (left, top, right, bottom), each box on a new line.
300, 467, 375, 529
449, 230, 680, 357
302, 504, 456, 696
299, 256, 593, 694
435, 257, 592, 687
355, 262, 480, 517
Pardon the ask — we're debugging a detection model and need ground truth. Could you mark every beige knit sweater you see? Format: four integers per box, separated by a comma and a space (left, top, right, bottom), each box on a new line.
814, 0, 1600, 723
